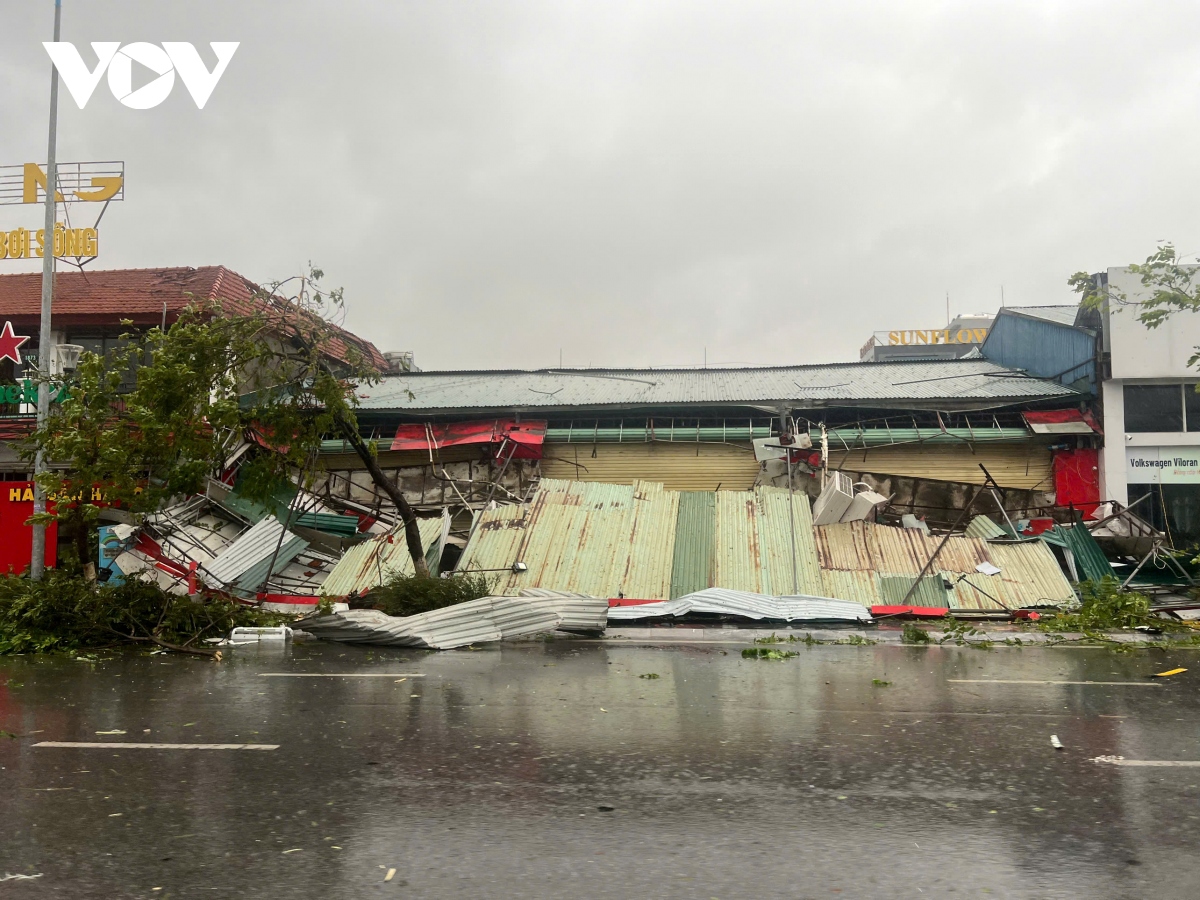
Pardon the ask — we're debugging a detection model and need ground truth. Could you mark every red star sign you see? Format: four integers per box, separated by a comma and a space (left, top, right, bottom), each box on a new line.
0, 321, 31, 365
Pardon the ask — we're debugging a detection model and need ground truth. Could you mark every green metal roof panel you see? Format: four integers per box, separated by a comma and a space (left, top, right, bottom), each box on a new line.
1053, 522, 1114, 583
879, 573, 953, 607
820, 427, 1031, 450
965, 516, 1008, 540
670, 491, 715, 599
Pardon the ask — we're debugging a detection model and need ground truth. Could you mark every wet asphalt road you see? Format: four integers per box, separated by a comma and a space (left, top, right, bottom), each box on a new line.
2, 638, 1200, 899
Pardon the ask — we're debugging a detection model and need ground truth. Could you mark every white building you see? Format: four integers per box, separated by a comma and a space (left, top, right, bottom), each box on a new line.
1100, 266, 1200, 544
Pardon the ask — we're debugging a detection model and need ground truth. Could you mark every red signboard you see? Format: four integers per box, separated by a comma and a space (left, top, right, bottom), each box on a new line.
0, 481, 56, 574
1053, 448, 1101, 518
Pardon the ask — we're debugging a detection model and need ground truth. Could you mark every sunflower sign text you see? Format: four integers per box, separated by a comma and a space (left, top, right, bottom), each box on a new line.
43, 42, 239, 109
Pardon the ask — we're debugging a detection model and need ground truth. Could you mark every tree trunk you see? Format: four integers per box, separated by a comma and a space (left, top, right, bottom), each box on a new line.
334, 414, 431, 578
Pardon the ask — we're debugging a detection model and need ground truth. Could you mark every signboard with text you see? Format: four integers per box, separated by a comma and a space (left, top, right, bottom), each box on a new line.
1126, 447, 1200, 484
0, 482, 57, 574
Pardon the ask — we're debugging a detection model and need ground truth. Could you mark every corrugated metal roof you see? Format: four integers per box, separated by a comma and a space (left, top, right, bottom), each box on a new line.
355, 359, 1077, 413
816, 521, 1075, 609
999, 306, 1083, 327
455, 480, 1076, 608
320, 518, 446, 596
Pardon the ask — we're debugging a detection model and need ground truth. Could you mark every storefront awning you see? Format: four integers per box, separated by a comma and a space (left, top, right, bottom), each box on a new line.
1023, 410, 1101, 435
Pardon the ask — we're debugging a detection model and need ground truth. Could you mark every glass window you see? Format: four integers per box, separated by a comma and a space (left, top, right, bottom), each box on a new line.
1124, 385, 1183, 433
1185, 384, 1200, 432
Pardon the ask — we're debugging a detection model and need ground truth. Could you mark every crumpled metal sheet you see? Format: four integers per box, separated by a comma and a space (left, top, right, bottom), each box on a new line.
606, 587, 872, 623
294, 594, 610, 650
201, 516, 305, 588
516, 589, 608, 632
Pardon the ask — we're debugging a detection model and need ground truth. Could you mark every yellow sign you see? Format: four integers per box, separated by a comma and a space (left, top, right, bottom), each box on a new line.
0, 223, 98, 260
21, 163, 122, 203
886, 328, 989, 346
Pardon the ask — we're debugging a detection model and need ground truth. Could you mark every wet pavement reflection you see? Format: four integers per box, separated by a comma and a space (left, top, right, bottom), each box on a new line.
2, 640, 1200, 898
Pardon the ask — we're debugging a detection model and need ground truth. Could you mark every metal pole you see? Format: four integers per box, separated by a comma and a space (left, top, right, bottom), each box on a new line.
31, 0, 62, 581
896, 486, 983, 608
786, 452, 799, 595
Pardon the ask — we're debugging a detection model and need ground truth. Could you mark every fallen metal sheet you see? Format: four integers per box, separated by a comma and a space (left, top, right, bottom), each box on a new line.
202, 516, 305, 589
605, 587, 872, 623
517, 589, 608, 632
294, 594, 610, 650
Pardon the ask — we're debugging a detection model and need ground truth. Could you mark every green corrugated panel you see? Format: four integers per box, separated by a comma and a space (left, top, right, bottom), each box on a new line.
755, 486, 825, 596
878, 573, 954, 607
1053, 521, 1114, 583
544, 425, 772, 442
965, 515, 1007, 540
224, 477, 359, 536
816, 426, 1031, 449
290, 512, 359, 537
670, 492, 715, 599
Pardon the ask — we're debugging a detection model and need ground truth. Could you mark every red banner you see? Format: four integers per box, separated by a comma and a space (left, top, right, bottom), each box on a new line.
391, 419, 547, 460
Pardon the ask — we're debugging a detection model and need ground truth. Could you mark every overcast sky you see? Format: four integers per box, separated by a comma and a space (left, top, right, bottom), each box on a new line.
3, 1, 1199, 370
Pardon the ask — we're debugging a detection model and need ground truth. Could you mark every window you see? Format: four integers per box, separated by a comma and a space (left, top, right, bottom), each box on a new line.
65, 332, 137, 392
1124, 385, 1183, 432
1186, 385, 1200, 432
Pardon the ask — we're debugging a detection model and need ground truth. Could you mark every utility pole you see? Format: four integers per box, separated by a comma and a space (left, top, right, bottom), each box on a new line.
31, 0, 62, 581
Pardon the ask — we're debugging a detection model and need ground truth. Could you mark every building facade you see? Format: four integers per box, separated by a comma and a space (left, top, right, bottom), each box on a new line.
1099, 267, 1200, 545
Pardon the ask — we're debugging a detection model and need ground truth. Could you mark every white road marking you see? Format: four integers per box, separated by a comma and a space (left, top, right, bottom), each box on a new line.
33, 742, 278, 750
258, 673, 426, 678
948, 679, 1160, 686
1094, 759, 1200, 767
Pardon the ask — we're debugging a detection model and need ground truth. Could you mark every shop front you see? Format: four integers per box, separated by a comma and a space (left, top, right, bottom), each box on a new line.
1125, 446, 1200, 548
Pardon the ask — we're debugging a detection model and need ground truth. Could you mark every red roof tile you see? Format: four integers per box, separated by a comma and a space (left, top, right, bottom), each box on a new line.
0, 266, 387, 370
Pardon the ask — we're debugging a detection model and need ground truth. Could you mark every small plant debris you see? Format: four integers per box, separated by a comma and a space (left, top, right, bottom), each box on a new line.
871, 679, 892, 686
638, 673, 660, 679
742, 647, 798, 660
901, 623, 932, 644
840, 634, 877, 646
938, 619, 992, 648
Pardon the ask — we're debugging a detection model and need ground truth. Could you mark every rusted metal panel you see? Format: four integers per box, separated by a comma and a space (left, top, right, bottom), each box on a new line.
320, 518, 445, 596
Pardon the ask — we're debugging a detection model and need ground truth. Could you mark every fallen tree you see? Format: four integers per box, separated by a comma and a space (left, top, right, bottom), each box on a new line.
0, 572, 285, 657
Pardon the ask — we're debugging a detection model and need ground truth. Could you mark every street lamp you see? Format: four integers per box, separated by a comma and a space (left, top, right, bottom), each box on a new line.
30, 0, 62, 581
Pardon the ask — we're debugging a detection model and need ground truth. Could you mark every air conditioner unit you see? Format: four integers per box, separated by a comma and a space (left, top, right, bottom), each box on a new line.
813, 471, 854, 525
841, 488, 890, 523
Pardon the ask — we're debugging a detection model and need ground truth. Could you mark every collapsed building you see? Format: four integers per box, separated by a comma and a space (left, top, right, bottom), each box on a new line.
310, 356, 1093, 556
